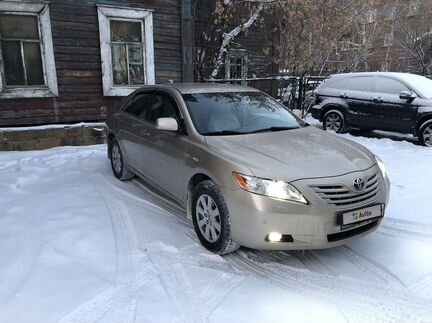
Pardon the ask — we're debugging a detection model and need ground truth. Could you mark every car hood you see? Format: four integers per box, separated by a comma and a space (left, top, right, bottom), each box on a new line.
205, 126, 375, 182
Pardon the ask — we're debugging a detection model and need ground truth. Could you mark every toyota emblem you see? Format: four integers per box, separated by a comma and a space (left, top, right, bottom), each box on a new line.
353, 178, 365, 191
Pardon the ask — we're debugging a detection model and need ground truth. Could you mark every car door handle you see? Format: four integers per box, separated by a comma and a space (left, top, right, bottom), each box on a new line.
372, 96, 383, 102
140, 129, 150, 136
339, 92, 348, 98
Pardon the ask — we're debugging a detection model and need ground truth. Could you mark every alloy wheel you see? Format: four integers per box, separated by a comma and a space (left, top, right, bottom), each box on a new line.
325, 112, 343, 132
196, 194, 222, 243
423, 124, 432, 147
112, 144, 122, 174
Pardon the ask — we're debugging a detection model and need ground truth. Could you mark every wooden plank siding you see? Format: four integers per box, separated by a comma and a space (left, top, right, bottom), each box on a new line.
0, 0, 182, 126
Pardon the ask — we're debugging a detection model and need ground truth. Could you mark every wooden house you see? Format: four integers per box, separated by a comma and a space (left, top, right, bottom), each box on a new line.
0, 0, 193, 126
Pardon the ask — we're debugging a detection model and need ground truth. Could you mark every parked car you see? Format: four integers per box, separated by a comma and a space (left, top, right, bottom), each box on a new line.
106, 83, 390, 254
310, 72, 432, 146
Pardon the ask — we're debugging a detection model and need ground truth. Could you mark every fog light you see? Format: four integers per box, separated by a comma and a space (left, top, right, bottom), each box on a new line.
268, 232, 283, 242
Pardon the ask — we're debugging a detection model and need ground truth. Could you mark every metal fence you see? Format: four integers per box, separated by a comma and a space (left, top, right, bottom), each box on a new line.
205, 75, 328, 116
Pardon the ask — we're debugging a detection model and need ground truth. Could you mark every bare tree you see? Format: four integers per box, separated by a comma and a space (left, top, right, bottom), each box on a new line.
194, 0, 377, 80
275, 0, 376, 76
393, 1, 432, 75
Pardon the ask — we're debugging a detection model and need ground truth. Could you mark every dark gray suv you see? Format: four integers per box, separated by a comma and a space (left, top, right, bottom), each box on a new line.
310, 72, 432, 146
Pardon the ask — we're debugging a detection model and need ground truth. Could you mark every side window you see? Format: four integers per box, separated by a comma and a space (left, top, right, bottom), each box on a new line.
146, 93, 179, 124
348, 77, 373, 92
326, 78, 349, 90
123, 93, 153, 119
376, 78, 409, 95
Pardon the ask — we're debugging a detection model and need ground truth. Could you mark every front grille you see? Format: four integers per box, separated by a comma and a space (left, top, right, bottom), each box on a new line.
311, 173, 380, 207
327, 220, 379, 242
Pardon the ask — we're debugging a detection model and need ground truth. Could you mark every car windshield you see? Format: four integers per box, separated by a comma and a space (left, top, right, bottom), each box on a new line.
182, 92, 304, 135
403, 74, 432, 99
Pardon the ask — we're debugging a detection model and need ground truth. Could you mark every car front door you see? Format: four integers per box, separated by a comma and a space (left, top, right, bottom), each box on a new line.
373, 77, 418, 133
137, 90, 190, 203
117, 90, 155, 171
344, 76, 375, 128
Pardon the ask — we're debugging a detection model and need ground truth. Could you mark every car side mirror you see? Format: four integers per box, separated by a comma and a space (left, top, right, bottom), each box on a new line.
399, 91, 416, 100
155, 117, 178, 132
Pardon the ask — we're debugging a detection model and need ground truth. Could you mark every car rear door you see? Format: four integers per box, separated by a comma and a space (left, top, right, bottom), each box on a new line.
344, 76, 375, 128
117, 90, 155, 171
372, 77, 418, 133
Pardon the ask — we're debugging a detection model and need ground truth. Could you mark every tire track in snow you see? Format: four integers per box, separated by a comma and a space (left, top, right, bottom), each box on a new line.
288, 250, 335, 275
378, 218, 432, 242
100, 175, 190, 228
64, 175, 243, 323
148, 255, 205, 323
408, 274, 432, 299
149, 239, 241, 274
332, 246, 405, 289
58, 177, 157, 323
146, 244, 246, 322
224, 250, 432, 323
198, 272, 245, 319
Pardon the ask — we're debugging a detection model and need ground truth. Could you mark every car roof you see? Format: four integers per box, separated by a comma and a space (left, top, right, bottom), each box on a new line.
329, 72, 421, 81
154, 83, 261, 94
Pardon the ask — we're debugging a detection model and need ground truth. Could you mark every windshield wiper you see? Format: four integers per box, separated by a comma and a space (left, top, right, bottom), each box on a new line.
247, 126, 300, 134
201, 130, 246, 136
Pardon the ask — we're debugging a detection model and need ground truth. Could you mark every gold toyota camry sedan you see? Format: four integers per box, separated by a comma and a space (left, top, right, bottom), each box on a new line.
106, 83, 390, 254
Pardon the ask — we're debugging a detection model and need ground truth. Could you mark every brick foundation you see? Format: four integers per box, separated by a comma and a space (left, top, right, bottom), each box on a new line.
0, 124, 106, 151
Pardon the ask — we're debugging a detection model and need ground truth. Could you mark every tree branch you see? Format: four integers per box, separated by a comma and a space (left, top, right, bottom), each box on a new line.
210, 3, 264, 79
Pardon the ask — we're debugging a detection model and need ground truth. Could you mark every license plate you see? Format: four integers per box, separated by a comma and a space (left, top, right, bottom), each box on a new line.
342, 204, 383, 226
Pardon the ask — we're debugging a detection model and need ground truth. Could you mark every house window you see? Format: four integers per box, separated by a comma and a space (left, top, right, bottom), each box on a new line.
97, 5, 155, 96
366, 8, 377, 24
225, 50, 248, 85
384, 33, 394, 47
340, 38, 353, 51
0, 2, 58, 99
408, 0, 420, 16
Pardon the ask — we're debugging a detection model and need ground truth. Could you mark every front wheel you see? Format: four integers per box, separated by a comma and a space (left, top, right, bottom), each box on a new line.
192, 180, 239, 255
323, 110, 346, 133
419, 120, 432, 147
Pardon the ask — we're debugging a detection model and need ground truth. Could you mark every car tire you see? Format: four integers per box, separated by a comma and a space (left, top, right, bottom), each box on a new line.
419, 119, 432, 147
323, 109, 346, 133
192, 180, 240, 255
110, 138, 134, 181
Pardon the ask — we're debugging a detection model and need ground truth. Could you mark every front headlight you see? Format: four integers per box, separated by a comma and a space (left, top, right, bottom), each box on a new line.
375, 155, 387, 178
233, 172, 308, 204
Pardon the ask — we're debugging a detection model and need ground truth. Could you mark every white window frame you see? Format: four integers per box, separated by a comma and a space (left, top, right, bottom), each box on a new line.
97, 4, 155, 97
225, 49, 248, 85
384, 33, 394, 47
0, 2, 58, 99
366, 8, 377, 24
408, 0, 420, 16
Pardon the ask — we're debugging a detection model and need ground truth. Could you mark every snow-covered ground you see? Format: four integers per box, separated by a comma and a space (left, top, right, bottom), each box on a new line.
1, 125, 432, 323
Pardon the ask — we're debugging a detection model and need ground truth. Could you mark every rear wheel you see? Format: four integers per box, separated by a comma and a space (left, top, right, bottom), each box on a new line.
110, 138, 134, 180
323, 110, 346, 133
419, 120, 432, 147
192, 180, 239, 255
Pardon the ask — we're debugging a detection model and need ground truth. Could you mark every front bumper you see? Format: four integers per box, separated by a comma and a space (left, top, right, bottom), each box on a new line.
224, 165, 390, 250
309, 104, 322, 120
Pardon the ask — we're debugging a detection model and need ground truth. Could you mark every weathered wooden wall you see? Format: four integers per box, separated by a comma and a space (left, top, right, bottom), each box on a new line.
0, 0, 182, 126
